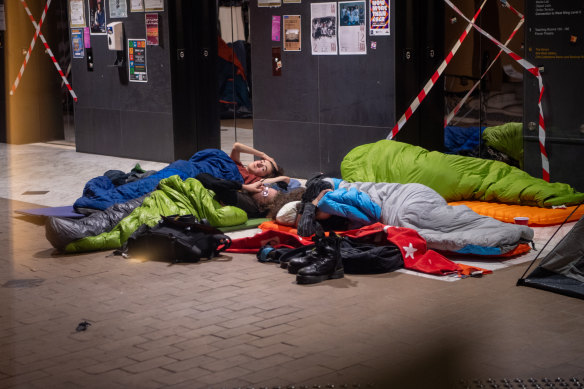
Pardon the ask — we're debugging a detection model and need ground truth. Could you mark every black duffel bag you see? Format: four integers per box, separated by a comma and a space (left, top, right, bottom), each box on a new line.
123, 215, 232, 263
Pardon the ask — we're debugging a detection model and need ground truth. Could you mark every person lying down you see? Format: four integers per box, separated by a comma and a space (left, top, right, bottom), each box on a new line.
274, 175, 534, 255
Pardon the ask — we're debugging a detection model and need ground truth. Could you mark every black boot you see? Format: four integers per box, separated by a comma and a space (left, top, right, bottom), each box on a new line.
287, 248, 322, 274
296, 233, 344, 284
281, 231, 325, 272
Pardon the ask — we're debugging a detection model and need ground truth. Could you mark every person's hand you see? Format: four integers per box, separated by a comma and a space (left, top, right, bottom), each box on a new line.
262, 154, 278, 171
312, 189, 332, 206
242, 181, 263, 193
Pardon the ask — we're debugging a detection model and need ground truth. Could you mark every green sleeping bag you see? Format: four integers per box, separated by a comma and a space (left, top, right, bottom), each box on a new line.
65, 175, 248, 253
341, 140, 584, 207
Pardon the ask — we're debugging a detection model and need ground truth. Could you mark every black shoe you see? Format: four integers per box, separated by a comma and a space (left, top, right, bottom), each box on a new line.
296, 233, 344, 284
287, 249, 320, 274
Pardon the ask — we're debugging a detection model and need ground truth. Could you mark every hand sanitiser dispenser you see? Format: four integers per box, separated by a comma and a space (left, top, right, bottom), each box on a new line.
107, 22, 123, 51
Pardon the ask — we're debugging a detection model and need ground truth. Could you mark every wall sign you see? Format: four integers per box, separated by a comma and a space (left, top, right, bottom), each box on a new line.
128, 38, 148, 82
71, 28, 85, 58
369, 0, 389, 36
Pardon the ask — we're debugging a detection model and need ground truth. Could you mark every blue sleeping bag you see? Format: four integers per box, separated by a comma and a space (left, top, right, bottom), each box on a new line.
74, 149, 243, 211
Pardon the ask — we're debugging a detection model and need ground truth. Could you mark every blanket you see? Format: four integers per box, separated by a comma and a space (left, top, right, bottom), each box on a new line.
74, 149, 243, 211
318, 178, 534, 255
341, 140, 584, 207
64, 175, 247, 253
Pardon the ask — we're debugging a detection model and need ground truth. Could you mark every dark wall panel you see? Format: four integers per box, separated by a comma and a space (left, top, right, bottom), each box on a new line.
72, 0, 174, 162
254, 119, 320, 178
319, 123, 390, 176
75, 107, 123, 156
120, 111, 173, 161
251, 0, 396, 178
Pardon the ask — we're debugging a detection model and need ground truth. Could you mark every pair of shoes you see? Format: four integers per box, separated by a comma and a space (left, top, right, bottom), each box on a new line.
296, 232, 344, 285
287, 231, 327, 274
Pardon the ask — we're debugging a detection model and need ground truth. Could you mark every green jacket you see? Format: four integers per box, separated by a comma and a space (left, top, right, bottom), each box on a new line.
65, 175, 248, 253
341, 140, 584, 207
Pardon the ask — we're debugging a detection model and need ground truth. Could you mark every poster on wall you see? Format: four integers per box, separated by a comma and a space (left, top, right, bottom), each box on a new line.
338, 1, 366, 55
143, 0, 163, 12
109, 0, 127, 18
369, 0, 390, 36
258, 0, 281, 7
272, 16, 281, 41
88, 0, 107, 34
145, 13, 159, 45
283, 15, 301, 51
69, 0, 86, 27
310, 2, 337, 55
71, 28, 85, 58
130, 0, 143, 12
128, 39, 148, 82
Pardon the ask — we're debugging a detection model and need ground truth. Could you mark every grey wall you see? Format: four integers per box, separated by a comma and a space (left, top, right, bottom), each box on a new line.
524, 0, 584, 191
250, 0, 396, 178
72, 1, 174, 162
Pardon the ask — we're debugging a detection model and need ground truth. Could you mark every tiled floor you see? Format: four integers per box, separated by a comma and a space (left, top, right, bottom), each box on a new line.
1, 141, 583, 389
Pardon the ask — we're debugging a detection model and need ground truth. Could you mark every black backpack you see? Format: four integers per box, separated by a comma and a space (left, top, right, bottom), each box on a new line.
123, 215, 232, 263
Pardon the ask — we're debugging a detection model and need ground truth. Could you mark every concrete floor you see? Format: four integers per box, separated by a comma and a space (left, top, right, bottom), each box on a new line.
1, 141, 583, 388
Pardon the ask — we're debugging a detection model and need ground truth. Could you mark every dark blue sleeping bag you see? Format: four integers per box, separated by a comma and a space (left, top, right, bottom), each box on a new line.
74, 149, 243, 211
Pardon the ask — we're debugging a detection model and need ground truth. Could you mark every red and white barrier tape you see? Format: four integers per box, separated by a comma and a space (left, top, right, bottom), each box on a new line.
11, 0, 78, 102
387, 0, 488, 140
444, 2, 524, 126
444, 0, 549, 181
9, 0, 51, 96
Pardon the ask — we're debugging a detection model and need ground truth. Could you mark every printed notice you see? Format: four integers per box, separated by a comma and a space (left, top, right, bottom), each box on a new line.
338, 1, 366, 54
130, 0, 143, 12
69, 0, 86, 27
145, 13, 159, 45
530, 0, 584, 60
311, 2, 337, 55
71, 28, 85, 58
258, 0, 281, 7
144, 0, 163, 12
272, 15, 281, 41
283, 15, 301, 51
128, 39, 148, 82
369, 0, 389, 36
109, 0, 127, 18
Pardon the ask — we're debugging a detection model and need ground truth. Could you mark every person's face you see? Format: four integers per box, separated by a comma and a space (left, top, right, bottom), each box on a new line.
247, 159, 274, 177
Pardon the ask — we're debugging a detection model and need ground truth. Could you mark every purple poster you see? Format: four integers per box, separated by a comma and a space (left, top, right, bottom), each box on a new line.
272, 15, 281, 41
83, 27, 91, 48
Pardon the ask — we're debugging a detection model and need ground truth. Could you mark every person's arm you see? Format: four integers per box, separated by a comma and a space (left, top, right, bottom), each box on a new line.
296, 203, 324, 237
230, 142, 277, 170
261, 176, 290, 185
196, 173, 242, 205
296, 189, 332, 236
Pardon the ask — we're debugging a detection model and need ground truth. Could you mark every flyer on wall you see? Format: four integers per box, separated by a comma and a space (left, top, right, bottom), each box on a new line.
145, 13, 159, 45
130, 0, 143, 12
71, 28, 85, 58
128, 39, 148, 82
143, 0, 163, 12
310, 2, 337, 55
283, 15, 301, 51
338, 0, 366, 55
258, 0, 281, 8
109, 0, 127, 18
272, 15, 281, 41
88, 0, 107, 34
69, 0, 86, 27
369, 0, 389, 36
